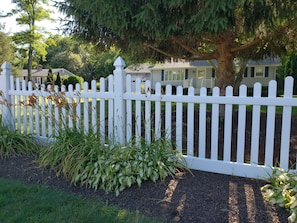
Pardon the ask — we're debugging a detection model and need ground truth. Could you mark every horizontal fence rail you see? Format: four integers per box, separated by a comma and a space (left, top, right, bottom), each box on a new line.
1, 58, 297, 180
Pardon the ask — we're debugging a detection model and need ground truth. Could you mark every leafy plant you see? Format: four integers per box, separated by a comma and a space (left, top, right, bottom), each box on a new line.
82, 137, 188, 196
0, 124, 40, 157
261, 168, 297, 223
38, 128, 189, 196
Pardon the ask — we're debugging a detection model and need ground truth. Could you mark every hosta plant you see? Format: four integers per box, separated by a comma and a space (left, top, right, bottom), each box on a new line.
38, 128, 189, 196
261, 168, 297, 223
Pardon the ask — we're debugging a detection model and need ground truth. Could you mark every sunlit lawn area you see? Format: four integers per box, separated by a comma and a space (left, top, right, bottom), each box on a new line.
0, 178, 162, 223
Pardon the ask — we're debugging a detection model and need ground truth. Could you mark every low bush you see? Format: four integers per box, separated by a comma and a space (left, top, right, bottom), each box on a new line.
38, 128, 188, 196
0, 125, 40, 157
261, 168, 297, 223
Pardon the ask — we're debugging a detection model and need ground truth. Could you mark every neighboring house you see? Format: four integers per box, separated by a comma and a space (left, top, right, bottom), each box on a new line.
125, 57, 280, 94
241, 57, 280, 88
125, 63, 152, 91
20, 65, 74, 85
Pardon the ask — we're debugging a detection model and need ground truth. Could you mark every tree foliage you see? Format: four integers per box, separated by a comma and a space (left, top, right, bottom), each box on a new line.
44, 35, 124, 82
278, 52, 297, 95
12, 0, 52, 81
58, 0, 297, 89
0, 32, 14, 66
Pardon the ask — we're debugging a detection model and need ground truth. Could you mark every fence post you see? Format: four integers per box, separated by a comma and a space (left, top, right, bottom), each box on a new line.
0, 62, 13, 129
113, 57, 126, 144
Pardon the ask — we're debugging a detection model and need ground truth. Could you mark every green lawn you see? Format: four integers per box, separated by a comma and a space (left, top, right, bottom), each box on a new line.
0, 178, 162, 223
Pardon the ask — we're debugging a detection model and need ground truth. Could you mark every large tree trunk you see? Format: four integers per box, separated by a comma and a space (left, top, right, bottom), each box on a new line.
28, 46, 33, 82
215, 37, 235, 91
215, 35, 235, 117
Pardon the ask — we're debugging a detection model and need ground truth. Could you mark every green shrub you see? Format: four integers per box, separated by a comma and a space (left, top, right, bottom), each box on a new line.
261, 168, 297, 223
38, 128, 188, 196
63, 75, 84, 89
0, 125, 40, 157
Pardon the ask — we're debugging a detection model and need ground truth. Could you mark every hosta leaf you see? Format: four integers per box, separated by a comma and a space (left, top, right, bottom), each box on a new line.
139, 169, 144, 178
136, 177, 142, 187
288, 212, 296, 223
127, 177, 132, 187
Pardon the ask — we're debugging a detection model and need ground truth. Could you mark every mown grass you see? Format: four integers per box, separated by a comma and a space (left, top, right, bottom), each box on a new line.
0, 178, 162, 223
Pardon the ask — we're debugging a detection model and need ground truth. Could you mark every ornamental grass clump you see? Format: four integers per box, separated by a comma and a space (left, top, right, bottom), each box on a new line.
38, 128, 188, 196
261, 168, 297, 223
0, 124, 40, 158
38, 127, 104, 180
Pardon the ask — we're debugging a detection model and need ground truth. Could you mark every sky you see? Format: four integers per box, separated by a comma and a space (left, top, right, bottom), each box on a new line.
1, 0, 64, 35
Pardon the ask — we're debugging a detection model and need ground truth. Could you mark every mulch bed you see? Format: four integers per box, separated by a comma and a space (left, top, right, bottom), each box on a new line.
1, 112, 296, 222
0, 155, 290, 223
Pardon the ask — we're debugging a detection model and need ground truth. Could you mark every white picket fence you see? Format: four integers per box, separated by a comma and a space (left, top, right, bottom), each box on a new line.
1, 57, 297, 180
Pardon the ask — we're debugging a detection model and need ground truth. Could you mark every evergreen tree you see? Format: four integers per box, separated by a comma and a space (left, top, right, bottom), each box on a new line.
46, 67, 54, 86
59, 0, 297, 90
55, 72, 61, 89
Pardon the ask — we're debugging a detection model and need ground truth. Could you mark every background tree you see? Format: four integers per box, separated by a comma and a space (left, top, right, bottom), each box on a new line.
12, 0, 51, 81
58, 0, 297, 91
0, 32, 14, 66
44, 35, 125, 83
277, 52, 297, 95
45, 67, 54, 86
55, 72, 61, 88
43, 35, 83, 74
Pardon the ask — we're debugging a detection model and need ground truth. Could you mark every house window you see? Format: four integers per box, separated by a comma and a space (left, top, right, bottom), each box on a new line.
196, 69, 206, 79
164, 69, 185, 81
255, 67, 264, 77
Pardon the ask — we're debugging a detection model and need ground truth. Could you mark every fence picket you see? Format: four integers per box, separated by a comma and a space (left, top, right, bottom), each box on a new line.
47, 85, 53, 136
165, 85, 172, 141
54, 85, 60, 136
22, 80, 28, 134
9, 76, 15, 131
176, 86, 183, 152
99, 77, 106, 142
126, 75, 132, 142
145, 80, 152, 143
250, 83, 261, 165
28, 82, 34, 134
41, 84, 46, 137
83, 82, 89, 134
16, 78, 21, 131
61, 85, 66, 131
91, 80, 97, 133
265, 80, 277, 167
108, 75, 114, 142
223, 86, 233, 161
154, 83, 162, 140
135, 78, 142, 142
68, 84, 74, 130
187, 87, 195, 156
199, 87, 207, 158
236, 85, 247, 163
211, 87, 220, 160
280, 76, 294, 169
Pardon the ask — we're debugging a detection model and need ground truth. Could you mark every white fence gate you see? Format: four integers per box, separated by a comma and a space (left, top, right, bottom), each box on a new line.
1, 57, 297, 180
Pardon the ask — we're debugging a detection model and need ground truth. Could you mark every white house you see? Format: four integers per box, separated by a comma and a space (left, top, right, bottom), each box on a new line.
125, 57, 280, 94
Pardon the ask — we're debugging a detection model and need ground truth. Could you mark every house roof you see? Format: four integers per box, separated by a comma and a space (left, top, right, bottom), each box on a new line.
149, 57, 280, 70
189, 59, 217, 67
247, 57, 280, 66
125, 64, 152, 74
21, 68, 74, 78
